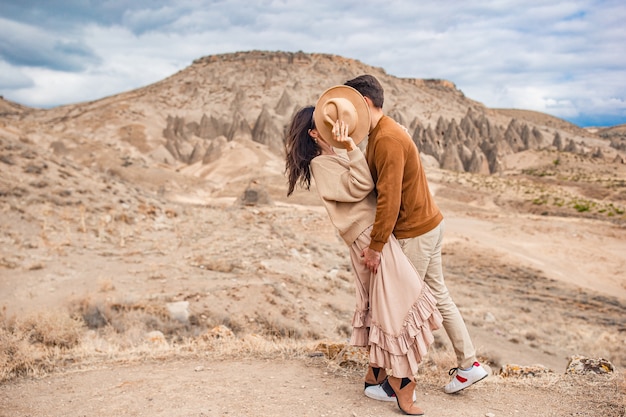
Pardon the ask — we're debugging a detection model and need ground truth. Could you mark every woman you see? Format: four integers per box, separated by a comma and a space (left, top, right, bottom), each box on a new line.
285, 89, 442, 416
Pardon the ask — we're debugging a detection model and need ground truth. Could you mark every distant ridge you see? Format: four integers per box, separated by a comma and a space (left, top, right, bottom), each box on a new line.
0, 96, 32, 116
493, 108, 588, 135
3, 50, 623, 179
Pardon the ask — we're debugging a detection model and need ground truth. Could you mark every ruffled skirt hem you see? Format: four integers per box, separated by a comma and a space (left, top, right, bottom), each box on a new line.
350, 285, 442, 378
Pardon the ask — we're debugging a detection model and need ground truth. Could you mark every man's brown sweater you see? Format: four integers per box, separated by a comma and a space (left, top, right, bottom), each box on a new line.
366, 116, 443, 252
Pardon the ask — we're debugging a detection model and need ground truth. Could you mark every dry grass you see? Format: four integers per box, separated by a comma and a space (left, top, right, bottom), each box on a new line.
0, 296, 316, 383
0, 327, 44, 381
0, 307, 83, 381
1, 294, 625, 416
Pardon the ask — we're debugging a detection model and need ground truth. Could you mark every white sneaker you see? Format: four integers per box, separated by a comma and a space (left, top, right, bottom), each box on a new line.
364, 379, 417, 402
444, 362, 488, 394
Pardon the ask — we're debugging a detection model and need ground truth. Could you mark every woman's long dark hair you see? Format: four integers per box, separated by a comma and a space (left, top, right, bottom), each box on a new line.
285, 106, 320, 196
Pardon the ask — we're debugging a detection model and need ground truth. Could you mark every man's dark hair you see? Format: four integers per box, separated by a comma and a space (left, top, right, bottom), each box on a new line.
344, 74, 384, 108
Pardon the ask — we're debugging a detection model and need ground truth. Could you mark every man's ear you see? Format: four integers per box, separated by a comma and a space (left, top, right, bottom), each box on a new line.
363, 96, 374, 108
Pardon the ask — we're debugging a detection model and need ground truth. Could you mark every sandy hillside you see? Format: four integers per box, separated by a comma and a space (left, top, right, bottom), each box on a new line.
1, 129, 625, 416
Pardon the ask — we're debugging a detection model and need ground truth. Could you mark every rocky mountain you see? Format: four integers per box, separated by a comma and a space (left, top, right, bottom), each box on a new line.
2, 51, 623, 192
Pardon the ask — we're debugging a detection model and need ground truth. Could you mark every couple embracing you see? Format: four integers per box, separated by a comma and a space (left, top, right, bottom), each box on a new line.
285, 75, 487, 415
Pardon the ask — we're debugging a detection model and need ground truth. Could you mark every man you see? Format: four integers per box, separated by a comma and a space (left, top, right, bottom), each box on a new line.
344, 75, 488, 398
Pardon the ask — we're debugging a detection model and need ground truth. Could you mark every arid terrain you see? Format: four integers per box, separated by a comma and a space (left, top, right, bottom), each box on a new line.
1, 51, 625, 416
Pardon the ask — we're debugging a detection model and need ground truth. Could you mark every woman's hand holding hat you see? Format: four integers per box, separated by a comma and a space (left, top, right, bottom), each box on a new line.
332, 120, 355, 151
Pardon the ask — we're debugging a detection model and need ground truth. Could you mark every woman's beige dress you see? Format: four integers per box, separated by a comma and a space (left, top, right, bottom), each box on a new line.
311, 148, 442, 378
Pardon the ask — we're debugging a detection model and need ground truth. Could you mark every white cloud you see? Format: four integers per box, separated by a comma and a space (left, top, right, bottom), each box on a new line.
0, 0, 624, 126
0, 60, 33, 90
0, 17, 99, 71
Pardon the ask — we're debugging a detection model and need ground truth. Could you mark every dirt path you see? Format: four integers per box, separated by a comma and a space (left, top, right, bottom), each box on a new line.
1, 357, 616, 417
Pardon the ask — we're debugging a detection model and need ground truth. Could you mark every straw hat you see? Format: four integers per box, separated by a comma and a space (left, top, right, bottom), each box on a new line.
314, 85, 370, 147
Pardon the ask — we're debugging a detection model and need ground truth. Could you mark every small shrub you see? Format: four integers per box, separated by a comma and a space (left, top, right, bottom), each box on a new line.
0, 312, 64, 382
19, 311, 84, 349
0, 327, 38, 381
573, 200, 591, 213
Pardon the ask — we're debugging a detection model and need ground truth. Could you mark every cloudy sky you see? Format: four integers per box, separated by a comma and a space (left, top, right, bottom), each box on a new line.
1, 0, 625, 127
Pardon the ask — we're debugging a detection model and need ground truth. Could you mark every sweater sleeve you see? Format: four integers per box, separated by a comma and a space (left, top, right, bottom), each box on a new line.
311, 149, 374, 203
369, 135, 405, 252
